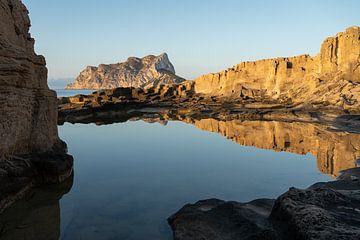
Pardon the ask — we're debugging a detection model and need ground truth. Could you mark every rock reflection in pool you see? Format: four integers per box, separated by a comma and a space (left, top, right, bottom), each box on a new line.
57, 118, 340, 240
0, 175, 73, 240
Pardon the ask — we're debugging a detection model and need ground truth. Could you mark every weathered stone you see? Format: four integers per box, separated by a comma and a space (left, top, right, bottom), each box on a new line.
66, 53, 185, 89
193, 27, 360, 113
0, 0, 62, 157
0, 0, 73, 212
168, 199, 278, 240
169, 169, 360, 240
270, 187, 360, 240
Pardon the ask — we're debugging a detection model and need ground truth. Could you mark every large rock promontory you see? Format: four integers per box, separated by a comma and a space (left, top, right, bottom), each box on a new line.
193, 26, 360, 112
0, 0, 73, 212
66, 53, 185, 89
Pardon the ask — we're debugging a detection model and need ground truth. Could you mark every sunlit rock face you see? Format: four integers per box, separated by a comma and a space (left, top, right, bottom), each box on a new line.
66, 53, 185, 90
0, 0, 61, 157
193, 27, 360, 112
184, 118, 360, 177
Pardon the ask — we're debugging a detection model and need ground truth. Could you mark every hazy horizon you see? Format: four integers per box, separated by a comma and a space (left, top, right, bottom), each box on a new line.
23, 0, 360, 82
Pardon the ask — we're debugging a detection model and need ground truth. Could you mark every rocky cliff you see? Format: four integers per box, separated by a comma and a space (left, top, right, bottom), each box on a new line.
193, 26, 360, 112
0, 0, 61, 157
0, 0, 72, 212
66, 53, 185, 89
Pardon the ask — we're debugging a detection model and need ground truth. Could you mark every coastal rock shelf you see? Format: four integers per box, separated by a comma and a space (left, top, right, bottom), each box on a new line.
66, 53, 185, 90
0, 0, 73, 213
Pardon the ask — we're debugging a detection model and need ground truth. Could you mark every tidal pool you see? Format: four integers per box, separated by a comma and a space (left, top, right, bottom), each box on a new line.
57, 119, 333, 240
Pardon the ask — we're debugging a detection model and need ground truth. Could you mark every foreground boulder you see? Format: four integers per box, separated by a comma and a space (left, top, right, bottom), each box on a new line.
0, 0, 73, 212
168, 198, 278, 240
169, 168, 360, 240
66, 53, 185, 89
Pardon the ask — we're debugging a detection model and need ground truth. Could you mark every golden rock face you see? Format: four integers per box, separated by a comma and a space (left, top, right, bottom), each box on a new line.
193, 27, 360, 112
181, 118, 360, 178
0, 0, 61, 157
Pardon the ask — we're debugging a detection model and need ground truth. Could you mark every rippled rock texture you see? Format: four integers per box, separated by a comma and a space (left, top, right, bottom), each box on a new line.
66, 53, 185, 89
0, 0, 73, 212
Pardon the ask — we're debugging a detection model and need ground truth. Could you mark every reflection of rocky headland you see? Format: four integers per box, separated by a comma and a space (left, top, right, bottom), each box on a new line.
0, 0, 73, 213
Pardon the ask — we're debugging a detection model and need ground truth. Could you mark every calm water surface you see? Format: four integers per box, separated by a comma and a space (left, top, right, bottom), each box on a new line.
56, 89, 93, 97
58, 120, 331, 240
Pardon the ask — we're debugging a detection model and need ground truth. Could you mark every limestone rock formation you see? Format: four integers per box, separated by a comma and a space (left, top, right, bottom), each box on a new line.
0, 0, 73, 212
193, 27, 360, 112
65, 53, 185, 90
0, 0, 61, 157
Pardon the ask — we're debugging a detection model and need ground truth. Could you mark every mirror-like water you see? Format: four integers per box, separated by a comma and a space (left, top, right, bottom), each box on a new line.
57, 120, 331, 240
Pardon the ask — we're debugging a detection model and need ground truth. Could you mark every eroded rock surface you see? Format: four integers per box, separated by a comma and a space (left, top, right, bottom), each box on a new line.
0, 0, 73, 212
193, 27, 360, 113
66, 53, 185, 89
169, 168, 360, 240
168, 199, 278, 240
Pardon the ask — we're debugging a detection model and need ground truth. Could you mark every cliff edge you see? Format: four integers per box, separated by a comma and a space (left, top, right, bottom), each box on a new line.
193, 26, 360, 112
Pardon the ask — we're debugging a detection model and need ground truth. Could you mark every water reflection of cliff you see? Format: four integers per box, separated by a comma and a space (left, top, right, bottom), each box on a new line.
59, 109, 360, 177
179, 118, 360, 177
0, 175, 73, 240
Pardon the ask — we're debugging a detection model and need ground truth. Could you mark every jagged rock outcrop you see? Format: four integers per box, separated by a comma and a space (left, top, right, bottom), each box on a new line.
193, 27, 360, 112
0, 0, 73, 212
66, 53, 185, 90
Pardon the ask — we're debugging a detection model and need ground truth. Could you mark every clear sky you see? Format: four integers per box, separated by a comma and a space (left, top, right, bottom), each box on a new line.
23, 0, 360, 81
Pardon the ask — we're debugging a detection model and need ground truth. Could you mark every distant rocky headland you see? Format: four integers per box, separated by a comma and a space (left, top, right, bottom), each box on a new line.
65, 53, 185, 90
0, 0, 73, 213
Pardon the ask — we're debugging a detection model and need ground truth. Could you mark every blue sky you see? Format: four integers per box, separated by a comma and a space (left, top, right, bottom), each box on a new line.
23, 0, 360, 81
